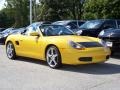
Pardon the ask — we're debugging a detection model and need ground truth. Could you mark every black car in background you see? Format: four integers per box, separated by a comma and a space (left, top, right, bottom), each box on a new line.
52, 20, 85, 32
26, 21, 51, 30
99, 28, 120, 54
0, 28, 26, 44
77, 19, 120, 37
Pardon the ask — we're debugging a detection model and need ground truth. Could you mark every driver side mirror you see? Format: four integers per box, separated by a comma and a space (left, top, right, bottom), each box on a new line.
30, 32, 40, 36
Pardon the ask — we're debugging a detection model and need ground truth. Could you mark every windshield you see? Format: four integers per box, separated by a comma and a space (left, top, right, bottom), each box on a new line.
40, 25, 74, 36
80, 20, 103, 29
52, 21, 68, 25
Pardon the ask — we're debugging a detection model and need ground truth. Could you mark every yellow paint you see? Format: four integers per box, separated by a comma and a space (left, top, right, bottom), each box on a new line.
6, 34, 111, 65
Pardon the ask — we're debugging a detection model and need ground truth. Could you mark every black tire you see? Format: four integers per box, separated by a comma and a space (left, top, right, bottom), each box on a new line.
6, 42, 16, 59
46, 46, 62, 69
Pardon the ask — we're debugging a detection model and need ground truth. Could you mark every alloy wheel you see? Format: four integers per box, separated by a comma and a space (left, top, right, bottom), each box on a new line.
46, 46, 61, 68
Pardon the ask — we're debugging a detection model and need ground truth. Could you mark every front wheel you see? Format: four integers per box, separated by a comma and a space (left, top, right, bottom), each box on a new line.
6, 42, 16, 59
46, 46, 62, 69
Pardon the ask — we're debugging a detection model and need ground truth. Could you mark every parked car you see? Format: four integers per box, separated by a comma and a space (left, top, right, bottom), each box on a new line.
52, 20, 85, 32
0, 28, 26, 44
5, 24, 110, 68
99, 28, 120, 54
27, 21, 51, 28
77, 19, 120, 37
0, 28, 6, 32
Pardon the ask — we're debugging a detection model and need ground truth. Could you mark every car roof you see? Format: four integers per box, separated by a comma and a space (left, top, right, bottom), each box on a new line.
27, 21, 51, 28
52, 20, 85, 25
88, 19, 120, 22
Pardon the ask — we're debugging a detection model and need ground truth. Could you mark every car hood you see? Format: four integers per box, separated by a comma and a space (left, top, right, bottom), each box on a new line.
45, 35, 99, 43
99, 29, 120, 38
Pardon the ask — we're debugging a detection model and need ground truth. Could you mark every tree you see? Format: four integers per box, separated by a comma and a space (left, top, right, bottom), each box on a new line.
6, 0, 29, 27
83, 0, 120, 20
38, 0, 70, 21
0, 8, 15, 28
38, 0, 86, 21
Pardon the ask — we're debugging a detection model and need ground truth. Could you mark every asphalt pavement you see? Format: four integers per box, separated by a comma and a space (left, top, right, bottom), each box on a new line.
0, 45, 120, 90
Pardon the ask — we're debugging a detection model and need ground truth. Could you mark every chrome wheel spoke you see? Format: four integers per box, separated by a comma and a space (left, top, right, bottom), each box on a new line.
47, 53, 52, 57
49, 59, 53, 65
53, 54, 58, 58
50, 48, 54, 55
52, 59, 57, 65
7, 43, 14, 58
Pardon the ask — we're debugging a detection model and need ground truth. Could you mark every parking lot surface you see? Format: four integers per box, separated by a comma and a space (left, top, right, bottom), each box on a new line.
0, 45, 120, 90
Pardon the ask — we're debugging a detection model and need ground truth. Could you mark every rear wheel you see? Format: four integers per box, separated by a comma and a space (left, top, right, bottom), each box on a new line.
46, 46, 62, 68
6, 42, 16, 59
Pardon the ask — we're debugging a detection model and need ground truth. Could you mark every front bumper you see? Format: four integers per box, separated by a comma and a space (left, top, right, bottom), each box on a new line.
59, 47, 110, 65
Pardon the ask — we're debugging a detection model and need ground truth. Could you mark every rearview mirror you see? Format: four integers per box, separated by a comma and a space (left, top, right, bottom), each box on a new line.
30, 32, 40, 36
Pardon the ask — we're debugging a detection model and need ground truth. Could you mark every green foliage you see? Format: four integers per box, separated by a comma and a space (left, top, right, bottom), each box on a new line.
38, 0, 69, 21
5, 0, 29, 27
0, 0, 120, 27
38, 0, 85, 21
0, 8, 15, 28
83, 0, 120, 20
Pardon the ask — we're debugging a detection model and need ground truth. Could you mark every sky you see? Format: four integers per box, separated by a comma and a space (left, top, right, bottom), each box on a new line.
0, 0, 6, 10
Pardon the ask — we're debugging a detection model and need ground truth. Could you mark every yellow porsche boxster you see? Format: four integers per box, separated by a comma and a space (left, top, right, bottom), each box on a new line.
5, 24, 110, 68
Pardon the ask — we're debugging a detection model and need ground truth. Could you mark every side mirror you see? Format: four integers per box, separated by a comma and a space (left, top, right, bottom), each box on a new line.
30, 32, 40, 36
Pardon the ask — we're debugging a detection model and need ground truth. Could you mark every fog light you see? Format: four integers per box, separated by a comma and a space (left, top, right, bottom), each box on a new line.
79, 57, 92, 61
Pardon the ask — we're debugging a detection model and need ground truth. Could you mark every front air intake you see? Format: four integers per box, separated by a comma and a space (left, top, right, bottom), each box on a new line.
78, 42, 103, 48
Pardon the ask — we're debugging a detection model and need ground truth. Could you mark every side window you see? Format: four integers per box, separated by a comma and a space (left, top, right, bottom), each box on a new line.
117, 20, 120, 28
103, 20, 116, 29
78, 22, 84, 27
72, 22, 77, 26
67, 22, 78, 29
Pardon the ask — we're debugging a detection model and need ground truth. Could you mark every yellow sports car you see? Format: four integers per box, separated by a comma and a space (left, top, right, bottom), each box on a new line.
5, 24, 111, 68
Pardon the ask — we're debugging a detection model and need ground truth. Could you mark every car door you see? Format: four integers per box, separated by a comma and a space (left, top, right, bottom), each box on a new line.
16, 26, 42, 59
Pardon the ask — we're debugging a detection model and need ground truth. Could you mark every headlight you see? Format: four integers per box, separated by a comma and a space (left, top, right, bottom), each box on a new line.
99, 30, 105, 36
69, 41, 85, 50
76, 30, 83, 35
